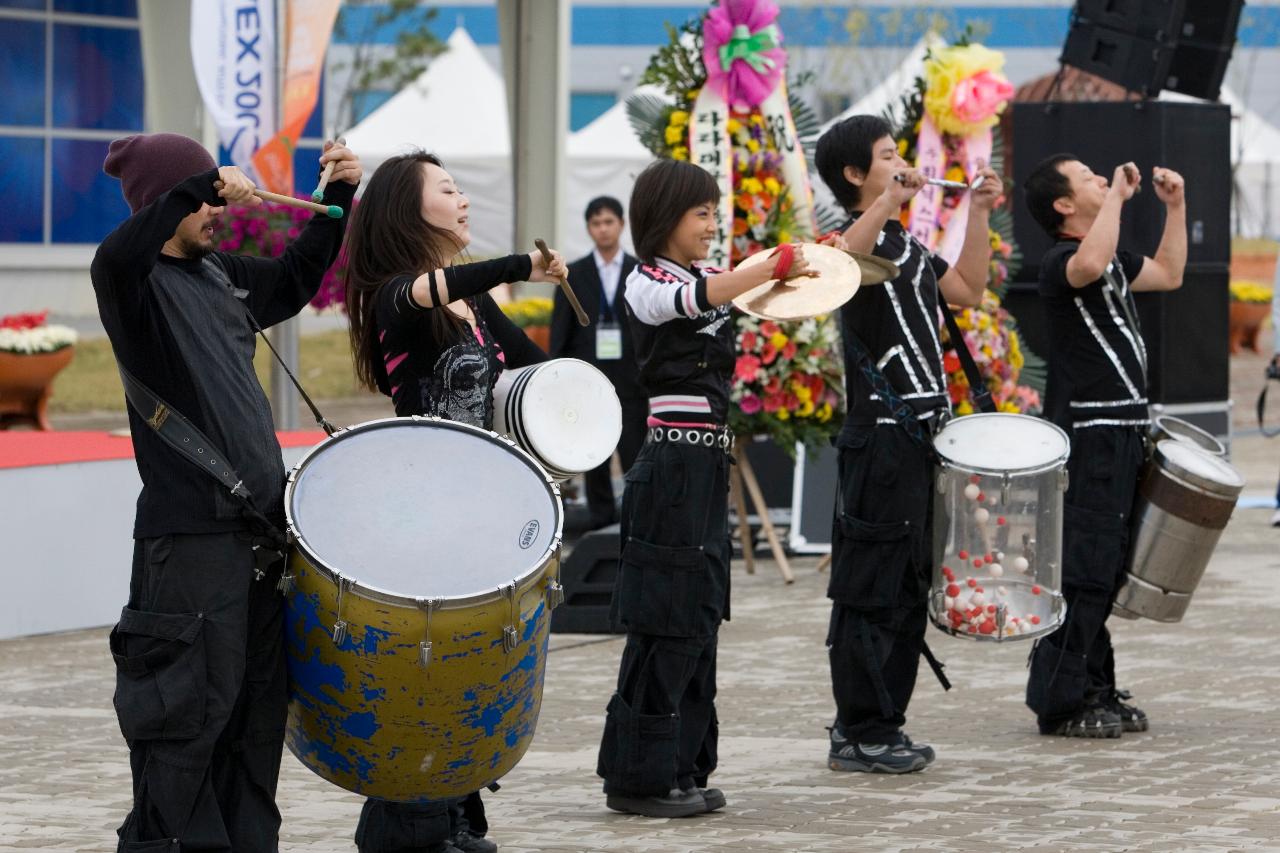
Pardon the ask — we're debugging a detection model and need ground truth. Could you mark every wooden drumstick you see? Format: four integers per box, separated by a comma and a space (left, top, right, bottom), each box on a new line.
311, 137, 346, 202
534, 238, 589, 327
213, 181, 343, 219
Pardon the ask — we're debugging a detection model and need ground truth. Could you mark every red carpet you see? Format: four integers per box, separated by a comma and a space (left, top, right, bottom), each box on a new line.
0, 431, 327, 470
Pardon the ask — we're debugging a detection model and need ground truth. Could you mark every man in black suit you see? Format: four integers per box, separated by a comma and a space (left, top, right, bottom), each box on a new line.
550, 196, 645, 529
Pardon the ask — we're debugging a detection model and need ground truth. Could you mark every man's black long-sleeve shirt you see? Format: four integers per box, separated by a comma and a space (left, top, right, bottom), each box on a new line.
91, 168, 354, 538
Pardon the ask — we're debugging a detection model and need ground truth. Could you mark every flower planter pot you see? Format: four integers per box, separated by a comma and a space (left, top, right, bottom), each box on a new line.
1228, 301, 1270, 354
524, 324, 551, 354
0, 346, 75, 430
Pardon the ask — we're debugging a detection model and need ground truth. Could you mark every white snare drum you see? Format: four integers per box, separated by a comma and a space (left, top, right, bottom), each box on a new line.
1115, 439, 1243, 622
930, 413, 1071, 642
492, 358, 622, 481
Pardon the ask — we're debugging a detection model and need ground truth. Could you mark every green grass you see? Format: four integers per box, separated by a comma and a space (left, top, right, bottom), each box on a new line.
49, 330, 362, 414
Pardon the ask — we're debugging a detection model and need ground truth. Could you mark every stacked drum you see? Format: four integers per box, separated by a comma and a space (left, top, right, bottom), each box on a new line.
1114, 417, 1243, 622
929, 413, 1072, 642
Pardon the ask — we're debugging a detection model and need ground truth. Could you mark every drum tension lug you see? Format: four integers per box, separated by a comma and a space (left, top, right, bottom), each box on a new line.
416, 597, 442, 670
502, 583, 521, 653
1000, 474, 1012, 506
332, 576, 351, 646
276, 571, 294, 595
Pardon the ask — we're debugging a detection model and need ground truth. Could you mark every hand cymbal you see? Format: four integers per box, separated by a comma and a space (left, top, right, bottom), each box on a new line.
732, 243, 861, 321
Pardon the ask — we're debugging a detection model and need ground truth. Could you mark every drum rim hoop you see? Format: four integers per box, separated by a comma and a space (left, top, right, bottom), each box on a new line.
1152, 439, 1245, 494
283, 416, 565, 608
1151, 414, 1225, 456
933, 412, 1071, 475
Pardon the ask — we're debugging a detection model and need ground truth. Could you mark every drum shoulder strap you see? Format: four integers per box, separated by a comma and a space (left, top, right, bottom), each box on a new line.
118, 363, 285, 545
936, 284, 995, 415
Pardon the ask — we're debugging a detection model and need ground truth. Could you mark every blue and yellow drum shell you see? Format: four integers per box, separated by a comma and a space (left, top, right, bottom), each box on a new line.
283, 551, 557, 802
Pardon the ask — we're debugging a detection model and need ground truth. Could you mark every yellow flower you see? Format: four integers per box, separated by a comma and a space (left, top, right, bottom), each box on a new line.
798, 399, 816, 417
999, 400, 1020, 413
897, 138, 909, 156
776, 408, 790, 421
956, 400, 974, 415
671, 145, 689, 161
769, 332, 788, 349
922, 43, 1012, 136
665, 124, 685, 145
741, 177, 763, 195
778, 229, 791, 243
746, 138, 761, 154
792, 384, 812, 402
1230, 280, 1273, 303
945, 166, 967, 184
687, 89, 701, 101
750, 113, 765, 127
817, 402, 833, 423
763, 176, 781, 196
726, 117, 742, 134
669, 110, 690, 126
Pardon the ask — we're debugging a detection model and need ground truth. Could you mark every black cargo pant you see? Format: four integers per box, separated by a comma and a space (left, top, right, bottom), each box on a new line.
110, 531, 287, 853
827, 425, 937, 745
1027, 426, 1146, 727
598, 438, 730, 797
355, 792, 488, 852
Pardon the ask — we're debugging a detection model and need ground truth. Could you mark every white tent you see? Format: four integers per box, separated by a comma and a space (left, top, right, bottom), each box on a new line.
561, 86, 658, 259
344, 28, 514, 257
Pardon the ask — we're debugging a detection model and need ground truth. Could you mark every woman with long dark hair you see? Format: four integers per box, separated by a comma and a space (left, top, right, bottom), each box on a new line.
343, 150, 566, 853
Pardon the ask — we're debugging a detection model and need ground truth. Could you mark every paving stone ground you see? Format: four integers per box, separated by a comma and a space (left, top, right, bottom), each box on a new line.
9, 343, 1280, 851
4, 434, 1280, 852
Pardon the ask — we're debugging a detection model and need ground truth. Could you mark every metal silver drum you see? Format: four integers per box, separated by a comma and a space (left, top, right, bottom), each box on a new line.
1149, 415, 1226, 457
930, 413, 1071, 642
1114, 439, 1243, 622
282, 417, 565, 801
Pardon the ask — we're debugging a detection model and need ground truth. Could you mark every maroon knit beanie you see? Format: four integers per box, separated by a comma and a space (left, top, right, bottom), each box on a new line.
103, 133, 217, 214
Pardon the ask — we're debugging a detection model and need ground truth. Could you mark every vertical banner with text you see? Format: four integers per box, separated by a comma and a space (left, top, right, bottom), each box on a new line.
251, 0, 342, 195
690, 87, 735, 270
191, 0, 276, 186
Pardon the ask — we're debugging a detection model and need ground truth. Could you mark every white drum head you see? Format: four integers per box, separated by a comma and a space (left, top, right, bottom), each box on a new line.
286, 419, 561, 601
515, 360, 622, 473
934, 413, 1070, 473
1156, 439, 1245, 491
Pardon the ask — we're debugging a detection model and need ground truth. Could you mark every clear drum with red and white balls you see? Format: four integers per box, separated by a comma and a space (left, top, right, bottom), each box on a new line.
929, 413, 1070, 642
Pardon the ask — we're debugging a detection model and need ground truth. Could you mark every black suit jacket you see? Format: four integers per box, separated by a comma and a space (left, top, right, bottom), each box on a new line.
549, 252, 643, 398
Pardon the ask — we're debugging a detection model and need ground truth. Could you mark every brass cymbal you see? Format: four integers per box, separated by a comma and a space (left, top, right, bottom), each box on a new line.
732, 243, 861, 321
848, 251, 899, 285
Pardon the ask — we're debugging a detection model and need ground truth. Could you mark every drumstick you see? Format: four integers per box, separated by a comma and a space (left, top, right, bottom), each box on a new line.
895, 174, 984, 191
311, 137, 346, 202
534, 238, 589, 327
213, 181, 343, 219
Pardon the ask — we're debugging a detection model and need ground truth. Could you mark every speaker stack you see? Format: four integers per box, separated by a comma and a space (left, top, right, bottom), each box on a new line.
1007, 100, 1234, 443
1060, 0, 1244, 100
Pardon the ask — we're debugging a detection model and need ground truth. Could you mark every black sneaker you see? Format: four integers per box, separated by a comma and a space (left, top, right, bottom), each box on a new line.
1106, 689, 1150, 732
893, 733, 936, 766
697, 787, 726, 812
451, 832, 497, 853
828, 727, 926, 774
1041, 705, 1123, 738
606, 787, 706, 818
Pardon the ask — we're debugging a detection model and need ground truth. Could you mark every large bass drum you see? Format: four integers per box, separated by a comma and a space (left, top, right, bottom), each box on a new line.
1114, 439, 1243, 622
282, 417, 564, 801
930, 413, 1071, 641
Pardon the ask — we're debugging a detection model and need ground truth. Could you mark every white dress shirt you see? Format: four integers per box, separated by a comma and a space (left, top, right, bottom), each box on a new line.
594, 248, 624, 315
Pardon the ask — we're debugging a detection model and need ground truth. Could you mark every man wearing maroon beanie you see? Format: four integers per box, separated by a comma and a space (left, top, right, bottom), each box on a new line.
94, 133, 361, 853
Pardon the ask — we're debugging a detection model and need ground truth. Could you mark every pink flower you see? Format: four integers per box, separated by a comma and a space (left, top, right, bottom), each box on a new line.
702, 0, 786, 109
950, 70, 1014, 125
741, 330, 759, 352
739, 394, 763, 414
761, 342, 778, 365
735, 353, 762, 382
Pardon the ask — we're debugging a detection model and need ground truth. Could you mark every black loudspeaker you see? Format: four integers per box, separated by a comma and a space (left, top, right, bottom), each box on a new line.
1008, 101, 1231, 408
550, 525, 623, 634
1061, 0, 1242, 99
1011, 100, 1231, 282
1134, 263, 1229, 404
